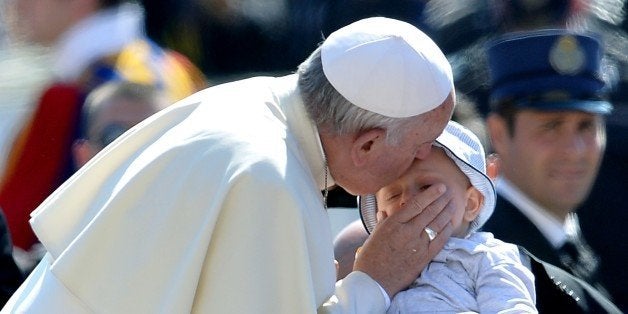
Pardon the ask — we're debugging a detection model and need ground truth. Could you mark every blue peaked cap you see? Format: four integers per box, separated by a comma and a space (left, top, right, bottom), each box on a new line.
487, 29, 613, 114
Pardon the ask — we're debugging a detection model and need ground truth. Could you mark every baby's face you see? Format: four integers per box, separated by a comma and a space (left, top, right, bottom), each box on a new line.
375, 147, 480, 237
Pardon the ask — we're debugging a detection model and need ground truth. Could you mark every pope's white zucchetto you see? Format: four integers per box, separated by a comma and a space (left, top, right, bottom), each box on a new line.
321, 17, 453, 118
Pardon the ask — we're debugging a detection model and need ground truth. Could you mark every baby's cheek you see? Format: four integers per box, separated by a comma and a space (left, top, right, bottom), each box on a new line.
449, 201, 468, 234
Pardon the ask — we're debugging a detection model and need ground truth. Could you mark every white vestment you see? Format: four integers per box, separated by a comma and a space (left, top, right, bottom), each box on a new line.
2, 75, 386, 313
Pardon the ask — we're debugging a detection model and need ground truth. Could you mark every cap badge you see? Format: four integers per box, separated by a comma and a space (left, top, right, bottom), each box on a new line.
549, 35, 585, 75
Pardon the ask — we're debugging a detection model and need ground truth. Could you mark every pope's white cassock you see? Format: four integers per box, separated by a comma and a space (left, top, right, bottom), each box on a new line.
2, 75, 388, 313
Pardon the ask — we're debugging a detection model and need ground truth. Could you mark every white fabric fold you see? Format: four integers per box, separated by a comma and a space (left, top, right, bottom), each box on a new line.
3, 75, 384, 313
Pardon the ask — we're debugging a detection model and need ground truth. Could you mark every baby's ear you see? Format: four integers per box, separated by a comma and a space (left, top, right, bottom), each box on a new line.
464, 187, 483, 222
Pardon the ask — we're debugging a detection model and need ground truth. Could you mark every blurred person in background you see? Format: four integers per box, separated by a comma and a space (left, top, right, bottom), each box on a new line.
0, 0, 54, 187
0, 0, 206, 264
0, 0, 55, 277
422, 1, 627, 308
482, 29, 613, 302
72, 81, 169, 170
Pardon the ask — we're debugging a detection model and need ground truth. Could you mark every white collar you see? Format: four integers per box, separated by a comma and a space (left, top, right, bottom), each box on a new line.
495, 177, 579, 248
273, 74, 335, 191
52, 3, 144, 82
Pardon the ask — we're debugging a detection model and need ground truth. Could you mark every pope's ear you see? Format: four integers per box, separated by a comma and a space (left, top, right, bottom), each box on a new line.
350, 128, 386, 167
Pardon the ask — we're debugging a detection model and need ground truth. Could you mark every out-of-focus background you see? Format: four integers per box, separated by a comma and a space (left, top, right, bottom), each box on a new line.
138, 0, 627, 109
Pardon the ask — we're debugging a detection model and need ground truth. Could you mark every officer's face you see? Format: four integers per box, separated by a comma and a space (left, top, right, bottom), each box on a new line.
489, 109, 605, 218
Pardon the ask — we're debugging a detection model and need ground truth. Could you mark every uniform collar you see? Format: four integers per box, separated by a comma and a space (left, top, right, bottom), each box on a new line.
496, 177, 579, 248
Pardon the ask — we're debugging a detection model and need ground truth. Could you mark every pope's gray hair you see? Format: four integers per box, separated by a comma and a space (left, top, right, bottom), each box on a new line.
296, 47, 416, 145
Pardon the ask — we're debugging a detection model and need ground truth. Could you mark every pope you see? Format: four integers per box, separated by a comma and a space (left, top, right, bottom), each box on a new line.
3, 17, 456, 313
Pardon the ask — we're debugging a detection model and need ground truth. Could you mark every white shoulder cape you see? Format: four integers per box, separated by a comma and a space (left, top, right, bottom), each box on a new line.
3, 75, 386, 313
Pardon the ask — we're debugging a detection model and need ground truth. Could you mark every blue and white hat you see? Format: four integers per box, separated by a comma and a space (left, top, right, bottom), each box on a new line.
359, 120, 496, 234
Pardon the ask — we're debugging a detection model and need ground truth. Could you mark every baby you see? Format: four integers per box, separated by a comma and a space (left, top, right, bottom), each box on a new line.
359, 121, 537, 313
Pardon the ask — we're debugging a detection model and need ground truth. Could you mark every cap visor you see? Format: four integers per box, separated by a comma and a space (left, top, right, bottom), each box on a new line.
517, 100, 613, 115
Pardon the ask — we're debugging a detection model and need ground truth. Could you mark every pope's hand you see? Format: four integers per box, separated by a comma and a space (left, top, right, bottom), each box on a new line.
353, 183, 455, 298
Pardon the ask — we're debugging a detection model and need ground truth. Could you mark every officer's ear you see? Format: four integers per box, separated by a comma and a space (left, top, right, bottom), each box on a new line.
486, 153, 500, 181
486, 113, 509, 155
351, 128, 386, 167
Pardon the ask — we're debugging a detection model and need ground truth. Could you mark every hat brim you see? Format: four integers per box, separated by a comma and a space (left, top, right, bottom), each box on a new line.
358, 194, 378, 234
433, 142, 495, 233
516, 99, 613, 115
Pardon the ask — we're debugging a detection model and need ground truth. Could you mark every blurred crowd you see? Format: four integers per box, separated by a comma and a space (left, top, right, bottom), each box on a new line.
140, 0, 626, 103
0, 0, 626, 311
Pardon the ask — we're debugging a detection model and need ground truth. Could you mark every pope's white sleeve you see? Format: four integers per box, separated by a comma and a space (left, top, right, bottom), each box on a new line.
318, 271, 388, 314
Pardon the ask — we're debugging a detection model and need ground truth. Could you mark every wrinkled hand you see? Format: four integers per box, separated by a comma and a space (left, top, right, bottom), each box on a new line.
353, 183, 455, 298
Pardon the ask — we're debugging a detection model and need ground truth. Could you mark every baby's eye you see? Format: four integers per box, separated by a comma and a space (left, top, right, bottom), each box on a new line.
419, 184, 431, 191
386, 193, 401, 201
